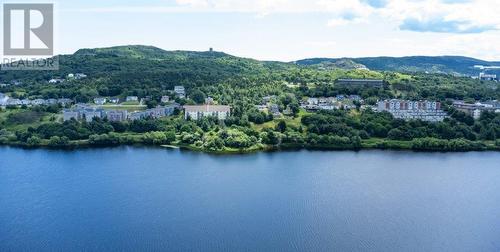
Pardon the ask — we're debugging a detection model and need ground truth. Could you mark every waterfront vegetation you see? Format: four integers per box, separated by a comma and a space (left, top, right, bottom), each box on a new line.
1, 46, 499, 152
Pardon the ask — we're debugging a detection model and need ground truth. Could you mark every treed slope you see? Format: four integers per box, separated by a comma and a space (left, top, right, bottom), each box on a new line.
295, 56, 500, 75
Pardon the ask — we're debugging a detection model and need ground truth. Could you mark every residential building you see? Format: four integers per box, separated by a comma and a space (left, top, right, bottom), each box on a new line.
106, 110, 128, 122
109, 98, 120, 104
183, 105, 231, 120
58, 98, 73, 106
268, 104, 281, 117
378, 99, 447, 122
452, 101, 497, 119
174, 86, 186, 98
75, 73, 87, 79
48, 78, 64, 84
94, 97, 107, 105
479, 73, 497, 81
161, 96, 170, 103
126, 96, 139, 102
63, 109, 80, 121
0, 93, 8, 105
32, 99, 47, 106
128, 105, 179, 121
81, 108, 104, 122
6, 99, 22, 106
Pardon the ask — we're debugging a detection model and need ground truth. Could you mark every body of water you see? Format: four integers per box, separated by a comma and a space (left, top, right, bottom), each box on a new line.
1, 146, 499, 251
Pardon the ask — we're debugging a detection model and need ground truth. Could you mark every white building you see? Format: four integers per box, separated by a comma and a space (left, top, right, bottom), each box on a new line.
378, 99, 447, 122
126, 96, 139, 102
174, 86, 186, 98
0, 93, 8, 105
161, 96, 170, 103
48, 78, 64, 84
94, 97, 107, 105
184, 105, 231, 120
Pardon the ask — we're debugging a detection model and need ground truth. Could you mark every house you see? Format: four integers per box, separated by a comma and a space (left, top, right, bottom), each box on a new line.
174, 86, 186, 98
67, 73, 74, 79
126, 96, 139, 102
183, 105, 231, 120
94, 97, 107, 105
48, 78, 64, 84
109, 98, 120, 104
269, 104, 281, 117
307, 98, 319, 105
161, 96, 170, 103
58, 98, 73, 106
75, 73, 87, 79
255, 105, 267, 111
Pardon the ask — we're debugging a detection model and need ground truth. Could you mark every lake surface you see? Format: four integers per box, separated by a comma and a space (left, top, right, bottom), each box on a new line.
1, 146, 499, 251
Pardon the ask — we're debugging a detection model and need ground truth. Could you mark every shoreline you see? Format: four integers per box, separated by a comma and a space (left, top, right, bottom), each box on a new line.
2, 138, 498, 153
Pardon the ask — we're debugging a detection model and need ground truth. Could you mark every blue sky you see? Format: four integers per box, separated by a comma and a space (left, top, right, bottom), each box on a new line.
4, 0, 500, 61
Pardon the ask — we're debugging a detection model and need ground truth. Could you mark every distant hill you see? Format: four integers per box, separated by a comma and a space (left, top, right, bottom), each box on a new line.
0, 45, 295, 87
295, 56, 500, 76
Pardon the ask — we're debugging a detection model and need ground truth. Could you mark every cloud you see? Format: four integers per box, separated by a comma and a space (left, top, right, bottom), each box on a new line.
64, 0, 500, 33
400, 17, 496, 33
360, 0, 388, 8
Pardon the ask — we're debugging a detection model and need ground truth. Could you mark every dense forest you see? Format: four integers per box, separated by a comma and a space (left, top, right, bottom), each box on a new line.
1, 45, 499, 152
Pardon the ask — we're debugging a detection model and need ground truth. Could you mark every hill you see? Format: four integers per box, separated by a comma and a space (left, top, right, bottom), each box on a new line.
295, 56, 500, 75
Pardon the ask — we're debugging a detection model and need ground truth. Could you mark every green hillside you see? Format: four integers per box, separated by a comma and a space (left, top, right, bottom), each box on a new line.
295, 56, 500, 75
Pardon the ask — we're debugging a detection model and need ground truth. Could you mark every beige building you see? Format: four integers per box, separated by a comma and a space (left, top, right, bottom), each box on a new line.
183, 105, 231, 120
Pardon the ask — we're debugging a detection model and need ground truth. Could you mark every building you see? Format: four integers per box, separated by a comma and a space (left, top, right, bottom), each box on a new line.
63, 109, 80, 121
0, 93, 8, 105
268, 104, 281, 117
32, 99, 47, 106
336, 79, 384, 88
109, 98, 120, 104
174, 86, 186, 98
6, 99, 22, 106
479, 73, 497, 81
128, 105, 179, 121
126, 96, 139, 102
58, 98, 73, 106
183, 105, 231, 120
452, 101, 497, 119
63, 107, 104, 122
377, 99, 447, 122
94, 97, 107, 105
161, 96, 170, 103
75, 73, 87, 79
106, 110, 128, 122
48, 78, 64, 84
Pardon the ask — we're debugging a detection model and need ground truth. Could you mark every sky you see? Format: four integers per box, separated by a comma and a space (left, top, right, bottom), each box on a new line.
3, 0, 500, 61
